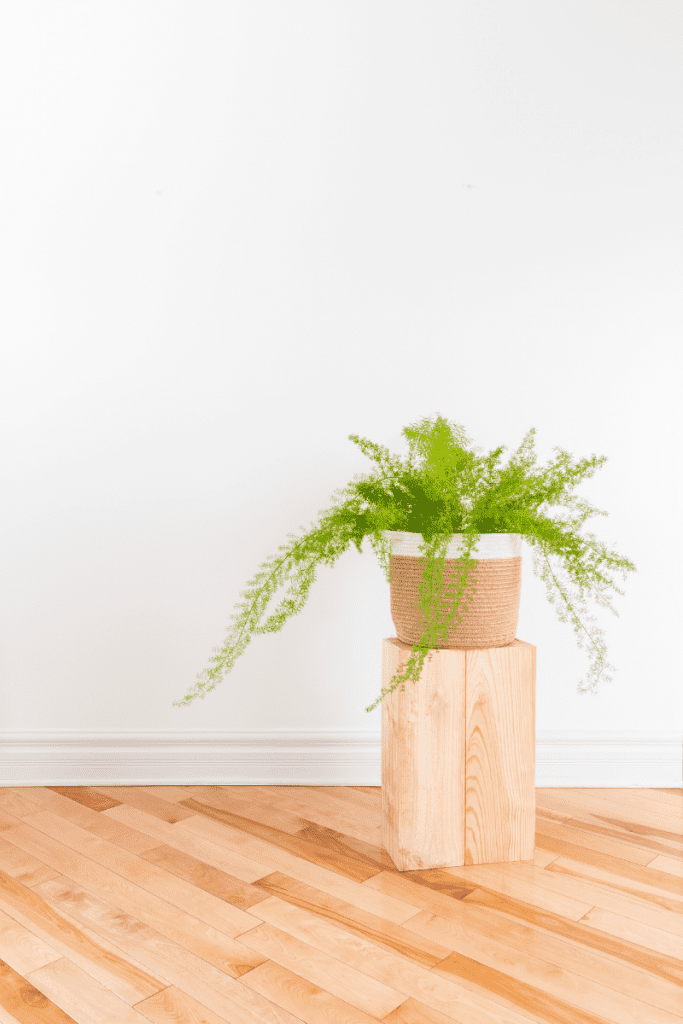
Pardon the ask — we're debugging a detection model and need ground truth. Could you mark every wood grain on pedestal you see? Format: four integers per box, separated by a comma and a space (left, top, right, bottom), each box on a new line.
382, 639, 466, 871
465, 641, 536, 865
382, 638, 536, 871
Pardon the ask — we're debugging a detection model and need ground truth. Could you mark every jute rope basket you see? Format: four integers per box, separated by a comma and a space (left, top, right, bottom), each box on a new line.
385, 531, 522, 648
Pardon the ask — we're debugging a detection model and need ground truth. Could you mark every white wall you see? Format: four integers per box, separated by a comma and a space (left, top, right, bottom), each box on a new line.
1, 3, 681, 759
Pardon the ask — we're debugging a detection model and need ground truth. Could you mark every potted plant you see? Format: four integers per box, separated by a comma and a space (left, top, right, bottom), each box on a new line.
172, 414, 636, 714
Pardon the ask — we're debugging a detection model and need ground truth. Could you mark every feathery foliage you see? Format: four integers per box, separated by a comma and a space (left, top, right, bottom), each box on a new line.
172, 415, 636, 713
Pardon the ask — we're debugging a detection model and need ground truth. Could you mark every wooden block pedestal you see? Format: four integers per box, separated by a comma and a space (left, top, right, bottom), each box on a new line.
381, 637, 536, 871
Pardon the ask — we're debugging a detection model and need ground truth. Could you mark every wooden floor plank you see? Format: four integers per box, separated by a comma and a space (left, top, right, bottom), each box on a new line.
535, 816, 664, 866
566, 789, 683, 816
25, 957, 152, 1023
237, 919, 406, 1017
4, 791, 94, 832
532, 849, 558, 869
0, 791, 46, 821
491, 859, 683, 938
2, 790, 69, 810
305, 785, 385, 814
536, 807, 574, 824
647, 855, 683, 878
401, 902, 683, 1020
0, 835, 63, 889
461, 887, 683, 988
0, 820, 266, 981
537, 813, 683, 862
31, 877, 266, 982
431, 947, 673, 1024
138, 845, 272, 911
239, 895, 553, 1024
535, 791, 682, 836
101, 802, 275, 883
46, 788, 123, 813
544, 855, 683, 916
0, 905, 63, 977
0, 785, 681, 1022
28, 878, 306, 1024
12, 811, 261, 937
172, 795, 386, 882
134, 983, 301, 1024
174, 813, 422, 924
268, 884, 638, 1024
132, 787, 203, 804
579, 905, 683, 960
557, 813, 683, 861
11, 788, 163, 858
0, 1001, 22, 1024
251, 870, 457, 968
371, 864, 589, 923
362, 866, 683, 987
187, 787, 312, 835
0, 867, 166, 1004
238, 958, 384, 1024
254, 787, 382, 846
89, 788, 197, 825
0, 958, 78, 1024
427, 863, 596, 920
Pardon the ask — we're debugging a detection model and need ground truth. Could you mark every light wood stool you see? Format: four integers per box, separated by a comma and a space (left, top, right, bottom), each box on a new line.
381, 637, 536, 870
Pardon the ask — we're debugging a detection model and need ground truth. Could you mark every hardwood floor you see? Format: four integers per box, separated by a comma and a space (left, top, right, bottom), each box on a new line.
0, 786, 681, 1024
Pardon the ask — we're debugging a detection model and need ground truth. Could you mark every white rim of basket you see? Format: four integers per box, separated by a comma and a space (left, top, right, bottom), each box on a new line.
382, 530, 522, 559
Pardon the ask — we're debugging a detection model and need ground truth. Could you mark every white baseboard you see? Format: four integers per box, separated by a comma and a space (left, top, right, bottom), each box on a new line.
534, 731, 682, 787
0, 731, 681, 787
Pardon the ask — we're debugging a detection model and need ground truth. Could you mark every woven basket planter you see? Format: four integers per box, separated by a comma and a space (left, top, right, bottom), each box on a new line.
384, 530, 522, 648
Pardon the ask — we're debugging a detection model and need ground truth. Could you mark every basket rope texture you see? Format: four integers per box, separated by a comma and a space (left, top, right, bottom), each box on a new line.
386, 532, 522, 649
